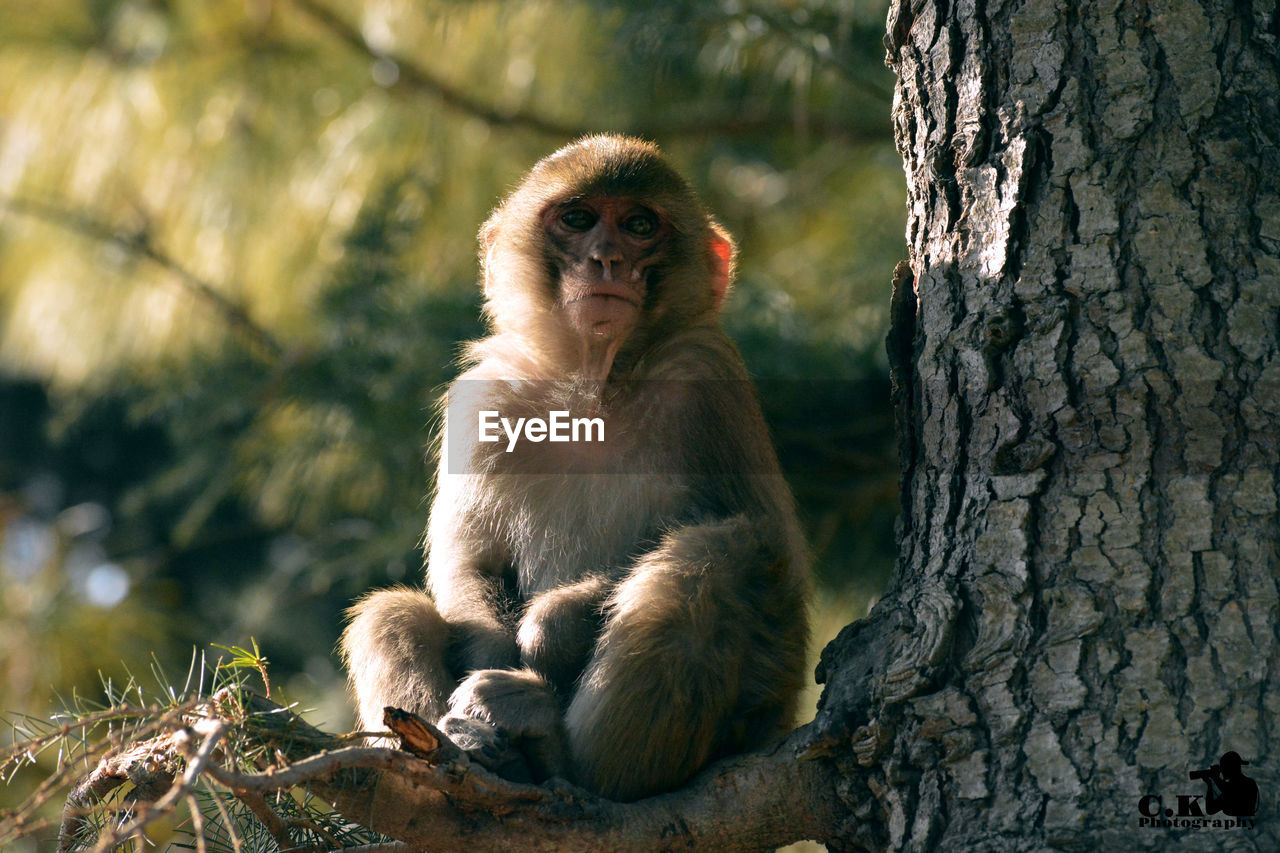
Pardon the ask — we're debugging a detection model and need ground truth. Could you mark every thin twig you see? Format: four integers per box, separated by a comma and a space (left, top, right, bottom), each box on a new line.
208, 747, 432, 788
203, 744, 550, 808
1, 704, 152, 765
283, 812, 344, 849
236, 788, 295, 849
279, 844, 413, 853
202, 777, 245, 853
0, 195, 283, 357
186, 793, 209, 853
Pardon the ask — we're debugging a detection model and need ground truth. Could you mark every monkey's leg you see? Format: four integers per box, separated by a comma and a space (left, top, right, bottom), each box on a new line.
340, 587, 454, 735
564, 519, 806, 801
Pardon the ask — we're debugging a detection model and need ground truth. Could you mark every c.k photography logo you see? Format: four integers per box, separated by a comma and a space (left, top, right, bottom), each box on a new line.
1138, 751, 1260, 831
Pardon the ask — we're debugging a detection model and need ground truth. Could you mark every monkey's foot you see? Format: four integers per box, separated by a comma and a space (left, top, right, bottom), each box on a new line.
437, 714, 534, 783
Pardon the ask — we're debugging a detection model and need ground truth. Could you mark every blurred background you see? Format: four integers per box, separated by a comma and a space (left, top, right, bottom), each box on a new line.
0, 0, 902, 786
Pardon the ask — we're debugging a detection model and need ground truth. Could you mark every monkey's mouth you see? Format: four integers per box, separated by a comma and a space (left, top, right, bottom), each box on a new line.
573, 284, 642, 306
563, 286, 642, 341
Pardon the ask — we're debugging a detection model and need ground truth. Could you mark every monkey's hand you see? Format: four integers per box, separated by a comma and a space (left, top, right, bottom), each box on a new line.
446, 617, 521, 675
444, 669, 568, 783
517, 576, 610, 693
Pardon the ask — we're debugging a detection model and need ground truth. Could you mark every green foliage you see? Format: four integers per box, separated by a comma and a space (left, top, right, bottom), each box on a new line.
1, 652, 379, 852
0, 0, 905, 799
211, 639, 272, 700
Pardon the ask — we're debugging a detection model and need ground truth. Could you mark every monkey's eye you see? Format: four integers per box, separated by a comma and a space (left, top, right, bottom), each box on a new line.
622, 212, 658, 237
560, 208, 598, 231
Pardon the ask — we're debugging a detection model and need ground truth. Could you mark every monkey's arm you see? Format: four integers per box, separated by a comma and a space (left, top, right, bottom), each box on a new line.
425, 475, 520, 675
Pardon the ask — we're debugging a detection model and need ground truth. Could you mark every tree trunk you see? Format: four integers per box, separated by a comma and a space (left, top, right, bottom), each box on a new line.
817, 1, 1280, 849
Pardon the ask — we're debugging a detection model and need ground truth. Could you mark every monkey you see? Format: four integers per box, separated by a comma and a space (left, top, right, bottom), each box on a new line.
340, 135, 809, 802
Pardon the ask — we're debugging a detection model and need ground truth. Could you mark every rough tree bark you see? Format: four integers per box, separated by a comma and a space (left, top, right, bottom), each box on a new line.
814, 0, 1278, 849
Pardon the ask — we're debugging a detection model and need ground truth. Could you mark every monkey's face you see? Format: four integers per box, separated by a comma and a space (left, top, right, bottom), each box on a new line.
542, 196, 672, 343
478, 137, 734, 379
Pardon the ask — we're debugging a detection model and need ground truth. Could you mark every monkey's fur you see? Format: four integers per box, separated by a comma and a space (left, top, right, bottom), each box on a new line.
340, 136, 808, 801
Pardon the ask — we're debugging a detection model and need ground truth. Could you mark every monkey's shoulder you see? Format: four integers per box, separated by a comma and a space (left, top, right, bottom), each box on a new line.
633, 326, 750, 383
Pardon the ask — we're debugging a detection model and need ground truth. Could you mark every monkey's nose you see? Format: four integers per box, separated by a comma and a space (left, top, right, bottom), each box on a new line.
592, 250, 625, 282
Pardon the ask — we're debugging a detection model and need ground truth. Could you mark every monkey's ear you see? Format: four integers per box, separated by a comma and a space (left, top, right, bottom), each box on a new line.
708, 221, 736, 312
480, 216, 501, 253
478, 216, 503, 296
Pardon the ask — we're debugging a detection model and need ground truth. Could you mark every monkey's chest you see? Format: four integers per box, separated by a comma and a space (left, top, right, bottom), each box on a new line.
460, 379, 691, 593
490, 473, 685, 595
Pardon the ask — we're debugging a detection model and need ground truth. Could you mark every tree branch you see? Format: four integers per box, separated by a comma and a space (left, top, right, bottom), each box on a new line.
235, 788, 296, 850
5, 702, 196, 847
739, 5, 895, 101
219, 732, 840, 852
288, 0, 583, 138
318, 729, 842, 853
57, 694, 845, 853
58, 733, 177, 853
61, 722, 228, 853
287, 0, 885, 145
0, 196, 283, 358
